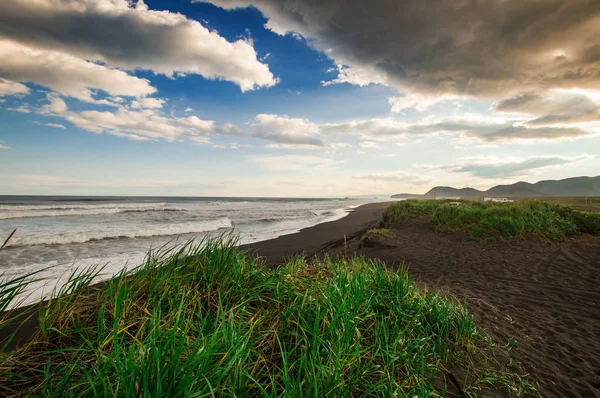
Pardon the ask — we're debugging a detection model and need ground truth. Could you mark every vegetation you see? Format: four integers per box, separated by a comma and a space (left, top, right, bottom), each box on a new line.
534, 196, 600, 214
361, 227, 391, 244
382, 200, 442, 225
0, 236, 537, 396
383, 199, 600, 242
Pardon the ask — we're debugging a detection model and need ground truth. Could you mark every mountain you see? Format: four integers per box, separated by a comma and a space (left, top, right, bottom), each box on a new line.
391, 176, 600, 199
422, 187, 483, 199
485, 182, 545, 198
532, 176, 600, 196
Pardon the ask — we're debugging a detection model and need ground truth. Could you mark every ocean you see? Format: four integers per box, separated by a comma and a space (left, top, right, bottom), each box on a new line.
0, 195, 374, 307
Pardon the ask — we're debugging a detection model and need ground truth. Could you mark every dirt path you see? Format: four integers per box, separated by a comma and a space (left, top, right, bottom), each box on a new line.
323, 216, 600, 397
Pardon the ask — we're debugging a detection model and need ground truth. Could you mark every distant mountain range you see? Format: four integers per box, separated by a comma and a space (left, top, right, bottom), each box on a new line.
391, 176, 600, 199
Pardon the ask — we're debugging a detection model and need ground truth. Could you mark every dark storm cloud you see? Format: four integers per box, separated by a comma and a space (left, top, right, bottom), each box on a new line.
202, 0, 600, 97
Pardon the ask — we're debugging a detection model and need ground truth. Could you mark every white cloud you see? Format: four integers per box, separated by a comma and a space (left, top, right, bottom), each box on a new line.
0, 78, 29, 97
0, 0, 277, 92
389, 94, 456, 113
321, 116, 597, 143
358, 141, 381, 149
251, 155, 339, 172
436, 154, 593, 179
44, 123, 66, 129
184, 107, 194, 113
43, 98, 240, 143
0, 39, 156, 103
212, 142, 252, 149
249, 114, 327, 147
0, 144, 10, 150
353, 172, 430, 185
7, 104, 32, 113
131, 97, 165, 109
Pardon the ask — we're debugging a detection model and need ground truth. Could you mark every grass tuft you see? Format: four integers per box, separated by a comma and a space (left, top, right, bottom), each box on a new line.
361, 228, 391, 244
0, 235, 537, 396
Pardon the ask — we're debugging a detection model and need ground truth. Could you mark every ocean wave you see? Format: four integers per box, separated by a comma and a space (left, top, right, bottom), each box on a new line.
0, 203, 181, 220
0, 202, 168, 211
6, 217, 233, 247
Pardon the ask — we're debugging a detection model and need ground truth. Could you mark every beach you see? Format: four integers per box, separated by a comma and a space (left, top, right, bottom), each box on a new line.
2, 201, 600, 396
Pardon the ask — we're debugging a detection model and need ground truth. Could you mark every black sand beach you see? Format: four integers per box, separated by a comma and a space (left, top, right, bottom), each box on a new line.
3, 201, 600, 397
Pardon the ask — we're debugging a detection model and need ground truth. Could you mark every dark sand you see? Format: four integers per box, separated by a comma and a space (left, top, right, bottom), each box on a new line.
3, 201, 600, 397
322, 213, 600, 397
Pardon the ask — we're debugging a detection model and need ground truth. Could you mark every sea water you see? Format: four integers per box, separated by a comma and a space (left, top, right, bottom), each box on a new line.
0, 196, 374, 307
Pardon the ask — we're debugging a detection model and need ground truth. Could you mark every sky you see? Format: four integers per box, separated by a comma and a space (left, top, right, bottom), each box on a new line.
0, 0, 599, 197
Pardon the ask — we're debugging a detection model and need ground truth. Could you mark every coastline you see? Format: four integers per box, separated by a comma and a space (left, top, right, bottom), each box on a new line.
0, 201, 392, 351
240, 201, 392, 265
3, 199, 600, 395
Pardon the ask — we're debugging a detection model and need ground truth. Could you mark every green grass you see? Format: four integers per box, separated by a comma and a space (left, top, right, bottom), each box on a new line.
361, 228, 391, 243
382, 200, 442, 225
431, 201, 600, 241
0, 236, 537, 396
382, 200, 600, 242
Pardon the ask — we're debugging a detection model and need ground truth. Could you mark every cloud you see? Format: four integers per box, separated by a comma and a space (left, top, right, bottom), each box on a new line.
0, 0, 277, 93
38, 122, 66, 129
251, 154, 339, 171
0, 39, 156, 103
0, 144, 10, 150
202, 0, 600, 100
358, 141, 381, 149
353, 172, 430, 185
7, 104, 32, 113
249, 114, 328, 147
212, 142, 252, 149
437, 154, 593, 179
131, 98, 165, 109
44, 97, 240, 143
0, 78, 29, 97
388, 94, 456, 113
321, 116, 596, 143
494, 89, 600, 126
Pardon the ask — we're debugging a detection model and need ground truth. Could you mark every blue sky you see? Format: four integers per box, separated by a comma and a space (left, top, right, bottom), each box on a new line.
0, 0, 599, 196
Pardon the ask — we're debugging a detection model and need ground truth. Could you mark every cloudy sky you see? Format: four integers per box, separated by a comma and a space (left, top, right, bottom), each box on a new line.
0, 0, 599, 197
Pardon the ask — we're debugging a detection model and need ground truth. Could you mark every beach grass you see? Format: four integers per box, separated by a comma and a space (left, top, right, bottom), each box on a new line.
0, 236, 537, 396
361, 228, 391, 244
382, 200, 442, 225
383, 200, 600, 242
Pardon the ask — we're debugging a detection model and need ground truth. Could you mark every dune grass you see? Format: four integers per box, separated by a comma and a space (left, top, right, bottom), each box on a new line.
0, 236, 537, 396
361, 228, 391, 244
431, 201, 600, 241
383, 200, 600, 242
382, 200, 442, 225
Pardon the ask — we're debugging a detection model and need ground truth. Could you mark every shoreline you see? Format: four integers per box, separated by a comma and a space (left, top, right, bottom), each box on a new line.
0, 201, 392, 351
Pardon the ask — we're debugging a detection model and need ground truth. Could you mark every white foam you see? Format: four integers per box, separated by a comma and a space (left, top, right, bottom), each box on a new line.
6, 217, 233, 246
0, 202, 171, 220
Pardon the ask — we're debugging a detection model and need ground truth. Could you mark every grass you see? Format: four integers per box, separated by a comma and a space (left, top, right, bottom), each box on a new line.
382, 200, 442, 225
383, 200, 600, 241
0, 236, 537, 396
529, 196, 600, 213
361, 228, 391, 244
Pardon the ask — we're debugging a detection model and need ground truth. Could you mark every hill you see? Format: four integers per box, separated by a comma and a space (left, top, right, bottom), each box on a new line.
391, 175, 600, 199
